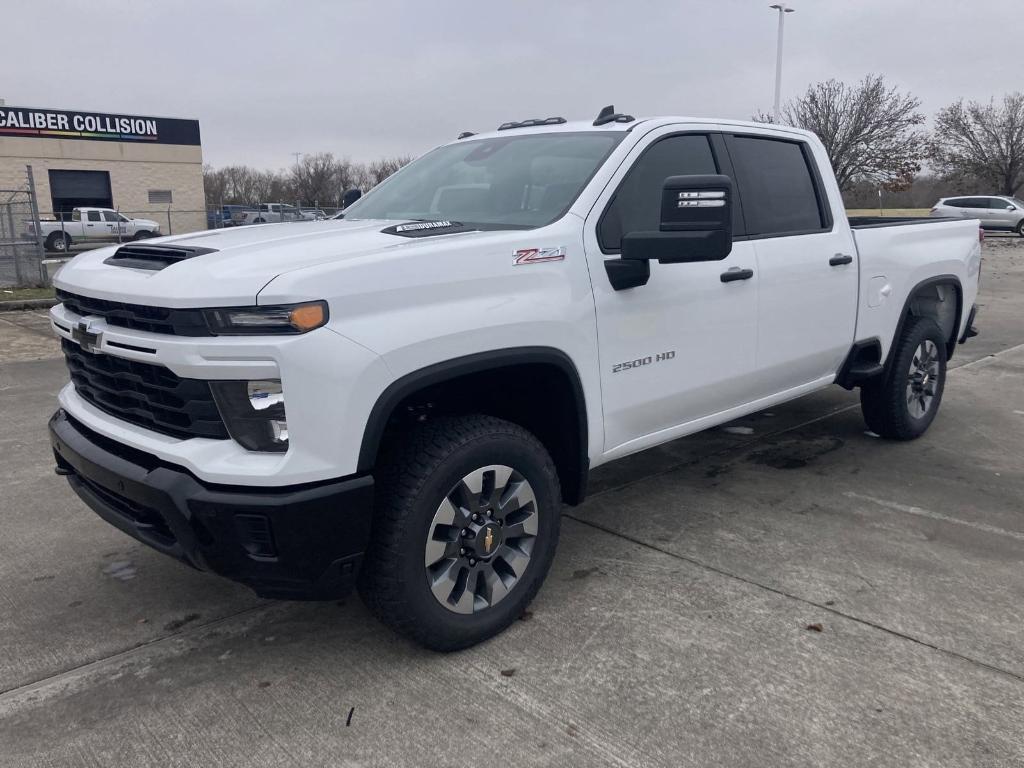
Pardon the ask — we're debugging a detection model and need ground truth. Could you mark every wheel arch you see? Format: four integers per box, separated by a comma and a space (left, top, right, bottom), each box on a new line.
886, 274, 963, 368
358, 347, 590, 505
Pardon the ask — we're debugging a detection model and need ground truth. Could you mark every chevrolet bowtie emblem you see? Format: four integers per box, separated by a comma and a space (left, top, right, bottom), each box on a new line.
71, 320, 102, 354
484, 528, 494, 553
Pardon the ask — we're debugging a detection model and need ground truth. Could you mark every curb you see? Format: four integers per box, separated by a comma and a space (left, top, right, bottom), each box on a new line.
0, 299, 58, 312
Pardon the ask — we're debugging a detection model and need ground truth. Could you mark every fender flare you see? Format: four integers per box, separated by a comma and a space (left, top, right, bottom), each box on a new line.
356, 346, 589, 479
885, 274, 963, 368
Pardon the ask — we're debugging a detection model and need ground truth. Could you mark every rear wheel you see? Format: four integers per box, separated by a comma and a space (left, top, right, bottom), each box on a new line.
860, 316, 947, 440
358, 415, 561, 651
45, 232, 71, 253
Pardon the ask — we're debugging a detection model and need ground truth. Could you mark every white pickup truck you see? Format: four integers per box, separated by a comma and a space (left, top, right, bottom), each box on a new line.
48, 109, 981, 650
31, 208, 161, 253
236, 203, 304, 225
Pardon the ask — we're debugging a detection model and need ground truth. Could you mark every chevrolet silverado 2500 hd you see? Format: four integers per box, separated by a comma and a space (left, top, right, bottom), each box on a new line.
48, 108, 981, 650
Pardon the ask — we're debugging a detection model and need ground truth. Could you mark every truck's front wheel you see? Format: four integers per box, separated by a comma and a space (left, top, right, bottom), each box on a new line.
860, 316, 947, 440
359, 415, 561, 651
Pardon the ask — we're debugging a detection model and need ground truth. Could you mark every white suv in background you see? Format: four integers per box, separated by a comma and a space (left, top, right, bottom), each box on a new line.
931, 195, 1024, 235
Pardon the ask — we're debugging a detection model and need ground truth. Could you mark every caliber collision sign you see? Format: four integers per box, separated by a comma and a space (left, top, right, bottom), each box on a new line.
0, 106, 201, 145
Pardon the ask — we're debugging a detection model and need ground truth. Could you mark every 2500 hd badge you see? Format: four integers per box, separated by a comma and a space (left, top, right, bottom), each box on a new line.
612, 350, 676, 373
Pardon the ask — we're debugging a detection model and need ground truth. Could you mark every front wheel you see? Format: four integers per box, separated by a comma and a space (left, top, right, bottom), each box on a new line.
132, 230, 153, 241
358, 415, 561, 651
860, 316, 947, 440
1016, 220, 1024, 237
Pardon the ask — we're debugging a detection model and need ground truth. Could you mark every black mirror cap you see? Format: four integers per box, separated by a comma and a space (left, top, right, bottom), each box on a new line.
622, 229, 732, 263
342, 188, 363, 208
659, 174, 733, 232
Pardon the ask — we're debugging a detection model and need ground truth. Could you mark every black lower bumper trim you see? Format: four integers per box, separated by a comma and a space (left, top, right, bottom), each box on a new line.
49, 409, 374, 600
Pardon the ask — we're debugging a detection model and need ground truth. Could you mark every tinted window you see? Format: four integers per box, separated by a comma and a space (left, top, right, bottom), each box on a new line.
103, 211, 120, 222
961, 198, 988, 209
87, 210, 101, 222
598, 134, 717, 251
728, 136, 825, 235
990, 198, 1013, 209
944, 198, 966, 208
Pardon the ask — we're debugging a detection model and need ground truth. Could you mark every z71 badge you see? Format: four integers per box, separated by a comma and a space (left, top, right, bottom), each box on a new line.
612, 350, 675, 373
513, 246, 565, 265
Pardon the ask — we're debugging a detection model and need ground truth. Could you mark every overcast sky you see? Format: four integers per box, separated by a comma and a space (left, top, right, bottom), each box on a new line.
4, 0, 1020, 169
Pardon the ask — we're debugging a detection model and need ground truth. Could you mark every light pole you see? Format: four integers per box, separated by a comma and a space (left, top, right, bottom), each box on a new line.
769, 3, 795, 122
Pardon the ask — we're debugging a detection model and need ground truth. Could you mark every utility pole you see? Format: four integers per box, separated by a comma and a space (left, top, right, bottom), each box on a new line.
769, 3, 795, 122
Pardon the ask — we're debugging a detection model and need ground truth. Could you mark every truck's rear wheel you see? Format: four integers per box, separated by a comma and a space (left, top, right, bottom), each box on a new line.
359, 415, 561, 651
860, 316, 947, 440
45, 232, 71, 253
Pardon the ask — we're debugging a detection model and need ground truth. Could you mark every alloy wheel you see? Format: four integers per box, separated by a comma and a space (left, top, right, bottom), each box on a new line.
906, 339, 940, 419
424, 464, 538, 614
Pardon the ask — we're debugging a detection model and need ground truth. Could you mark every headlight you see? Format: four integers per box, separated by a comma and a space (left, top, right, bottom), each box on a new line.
204, 301, 328, 335
210, 379, 288, 452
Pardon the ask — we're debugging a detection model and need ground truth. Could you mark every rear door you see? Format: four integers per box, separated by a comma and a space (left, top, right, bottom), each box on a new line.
724, 132, 858, 396
584, 128, 760, 456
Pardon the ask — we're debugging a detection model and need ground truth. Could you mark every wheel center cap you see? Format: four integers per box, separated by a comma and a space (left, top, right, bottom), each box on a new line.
474, 522, 502, 557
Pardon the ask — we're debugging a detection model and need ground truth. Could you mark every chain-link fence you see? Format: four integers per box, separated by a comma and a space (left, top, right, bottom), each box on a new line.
0, 167, 46, 288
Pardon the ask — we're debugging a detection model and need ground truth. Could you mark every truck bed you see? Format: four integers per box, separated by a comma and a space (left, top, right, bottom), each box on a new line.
848, 216, 957, 229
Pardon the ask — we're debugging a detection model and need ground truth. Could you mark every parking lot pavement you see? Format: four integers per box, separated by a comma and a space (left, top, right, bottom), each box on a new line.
2, 244, 1023, 766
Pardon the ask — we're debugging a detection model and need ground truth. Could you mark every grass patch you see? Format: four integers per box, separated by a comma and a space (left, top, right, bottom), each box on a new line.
0, 286, 56, 303
846, 208, 931, 217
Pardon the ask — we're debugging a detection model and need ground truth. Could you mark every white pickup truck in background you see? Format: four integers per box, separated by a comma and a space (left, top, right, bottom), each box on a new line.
235, 203, 304, 225
48, 108, 981, 651
30, 208, 161, 252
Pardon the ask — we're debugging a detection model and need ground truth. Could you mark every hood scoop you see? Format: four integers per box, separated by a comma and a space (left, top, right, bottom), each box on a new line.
103, 243, 218, 271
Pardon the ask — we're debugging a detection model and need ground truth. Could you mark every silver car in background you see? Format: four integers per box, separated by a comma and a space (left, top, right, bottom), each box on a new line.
931, 195, 1024, 236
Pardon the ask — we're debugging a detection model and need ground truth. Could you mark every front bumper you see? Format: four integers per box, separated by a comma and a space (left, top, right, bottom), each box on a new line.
49, 409, 374, 600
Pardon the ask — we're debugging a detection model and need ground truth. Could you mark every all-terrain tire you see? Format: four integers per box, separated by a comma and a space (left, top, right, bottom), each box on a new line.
860, 316, 947, 440
45, 232, 71, 253
358, 415, 561, 651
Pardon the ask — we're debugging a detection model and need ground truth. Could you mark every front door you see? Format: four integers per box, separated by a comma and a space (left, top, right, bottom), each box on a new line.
584, 128, 759, 459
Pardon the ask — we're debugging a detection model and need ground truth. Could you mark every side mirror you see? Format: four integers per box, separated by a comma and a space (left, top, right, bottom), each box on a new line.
1007, 205, 1016, 211
606, 174, 734, 290
343, 188, 363, 208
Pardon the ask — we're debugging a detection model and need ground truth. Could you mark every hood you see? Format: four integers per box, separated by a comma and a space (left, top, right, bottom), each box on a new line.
53, 219, 509, 307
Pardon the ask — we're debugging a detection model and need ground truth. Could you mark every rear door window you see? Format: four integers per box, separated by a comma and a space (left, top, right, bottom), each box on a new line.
598, 134, 717, 252
945, 198, 967, 208
726, 135, 828, 236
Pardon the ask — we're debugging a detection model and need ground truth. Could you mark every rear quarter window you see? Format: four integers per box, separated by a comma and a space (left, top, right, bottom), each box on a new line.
726, 135, 828, 236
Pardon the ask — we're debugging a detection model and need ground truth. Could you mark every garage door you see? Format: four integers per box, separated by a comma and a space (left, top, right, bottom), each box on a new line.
49, 170, 113, 215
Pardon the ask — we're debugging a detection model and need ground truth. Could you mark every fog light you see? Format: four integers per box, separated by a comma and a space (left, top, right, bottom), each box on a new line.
210, 379, 288, 452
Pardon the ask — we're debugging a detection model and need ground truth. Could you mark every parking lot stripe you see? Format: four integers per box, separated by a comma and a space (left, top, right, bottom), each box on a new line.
843, 492, 1024, 542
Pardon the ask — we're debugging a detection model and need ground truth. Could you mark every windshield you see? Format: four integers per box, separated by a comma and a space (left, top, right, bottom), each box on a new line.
341, 132, 623, 229
1010, 198, 1024, 208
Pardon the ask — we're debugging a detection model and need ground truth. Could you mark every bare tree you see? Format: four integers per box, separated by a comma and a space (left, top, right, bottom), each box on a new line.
290, 152, 342, 206
764, 75, 926, 192
930, 93, 1024, 196
364, 155, 414, 188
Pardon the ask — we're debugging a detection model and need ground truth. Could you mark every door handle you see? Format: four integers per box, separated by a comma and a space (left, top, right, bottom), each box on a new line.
829, 253, 854, 266
720, 267, 754, 283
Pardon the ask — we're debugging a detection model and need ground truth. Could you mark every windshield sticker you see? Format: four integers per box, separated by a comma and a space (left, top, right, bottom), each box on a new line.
514, 246, 566, 265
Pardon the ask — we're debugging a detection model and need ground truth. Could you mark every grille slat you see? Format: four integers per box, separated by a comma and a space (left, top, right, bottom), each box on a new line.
56, 289, 212, 336
62, 339, 228, 440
